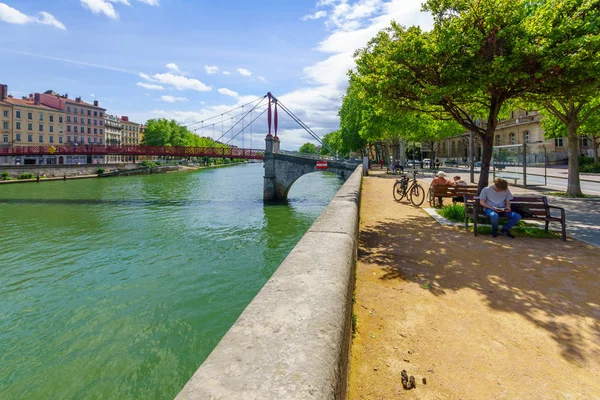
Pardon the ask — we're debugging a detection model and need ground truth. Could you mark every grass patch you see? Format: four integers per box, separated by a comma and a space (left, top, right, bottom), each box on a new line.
437, 203, 465, 222
351, 312, 357, 338
547, 192, 598, 199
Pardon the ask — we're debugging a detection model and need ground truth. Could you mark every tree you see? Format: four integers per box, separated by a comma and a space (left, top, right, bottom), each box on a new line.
141, 118, 228, 149
526, 1, 600, 194
299, 142, 318, 154
320, 131, 343, 156
353, 0, 566, 192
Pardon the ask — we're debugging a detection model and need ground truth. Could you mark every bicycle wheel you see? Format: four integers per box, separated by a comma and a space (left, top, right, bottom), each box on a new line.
393, 181, 406, 201
410, 184, 425, 207
426, 187, 434, 207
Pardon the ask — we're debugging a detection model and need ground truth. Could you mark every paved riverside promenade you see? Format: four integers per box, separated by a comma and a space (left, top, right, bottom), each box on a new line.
349, 171, 600, 399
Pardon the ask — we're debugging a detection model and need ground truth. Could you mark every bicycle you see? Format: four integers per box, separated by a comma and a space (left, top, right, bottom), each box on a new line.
393, 171, 425, 206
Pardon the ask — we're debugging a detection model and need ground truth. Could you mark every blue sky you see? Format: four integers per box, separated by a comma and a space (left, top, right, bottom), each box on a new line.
0, 0, 431, 149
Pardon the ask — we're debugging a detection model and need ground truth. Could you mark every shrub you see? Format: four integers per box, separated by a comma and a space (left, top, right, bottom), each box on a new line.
1, 172, 8, 180
97, 168, 105, 175
141, 160, 157, 168
580, 164, 600, 173
438, 203, 466, 222
17, 173, 35, 180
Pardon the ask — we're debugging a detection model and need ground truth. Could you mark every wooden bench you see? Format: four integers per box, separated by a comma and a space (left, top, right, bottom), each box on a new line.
464, 195, 567, 241
429, 184, 478, 207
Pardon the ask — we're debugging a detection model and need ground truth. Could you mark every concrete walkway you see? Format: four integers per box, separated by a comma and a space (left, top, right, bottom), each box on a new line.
349, 171, 600, 399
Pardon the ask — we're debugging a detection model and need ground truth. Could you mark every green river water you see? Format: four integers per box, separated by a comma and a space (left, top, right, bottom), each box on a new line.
0, 163, 343, 399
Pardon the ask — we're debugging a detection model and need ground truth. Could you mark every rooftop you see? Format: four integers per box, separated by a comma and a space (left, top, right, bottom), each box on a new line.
3, 97, 63, 112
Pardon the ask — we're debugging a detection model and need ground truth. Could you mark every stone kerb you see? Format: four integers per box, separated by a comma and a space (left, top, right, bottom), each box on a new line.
176, 165, 363, 400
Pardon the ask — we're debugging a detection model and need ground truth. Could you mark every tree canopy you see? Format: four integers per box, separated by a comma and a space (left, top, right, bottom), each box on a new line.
141, 119, 227, 148
298, 142, 318, 154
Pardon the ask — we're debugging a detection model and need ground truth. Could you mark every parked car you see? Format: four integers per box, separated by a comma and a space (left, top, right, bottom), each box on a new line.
474, 161, 482, 167
422, 158, 431, 167
444, 160, 459, 166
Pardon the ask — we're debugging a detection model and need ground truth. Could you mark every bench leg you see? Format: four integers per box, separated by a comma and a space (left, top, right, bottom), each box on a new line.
473, 209, 478, 237
545, 220, 549, 233
561, 220, 567, 242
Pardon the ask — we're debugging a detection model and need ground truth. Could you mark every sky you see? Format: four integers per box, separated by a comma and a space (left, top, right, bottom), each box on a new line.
0, 0, 432, 149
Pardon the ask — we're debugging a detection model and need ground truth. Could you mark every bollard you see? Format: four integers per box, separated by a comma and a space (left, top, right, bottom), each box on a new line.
36, 175, 40, 183
63, 175, 67, 181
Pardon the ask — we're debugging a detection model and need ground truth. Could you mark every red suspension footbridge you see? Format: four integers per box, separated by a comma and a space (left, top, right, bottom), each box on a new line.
0, 93, 335, 161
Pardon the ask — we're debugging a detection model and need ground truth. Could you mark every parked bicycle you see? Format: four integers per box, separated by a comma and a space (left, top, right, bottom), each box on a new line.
393, 171, 425, 206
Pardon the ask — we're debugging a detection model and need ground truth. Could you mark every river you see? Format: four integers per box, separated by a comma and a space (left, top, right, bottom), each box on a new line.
0, 163, 343, 399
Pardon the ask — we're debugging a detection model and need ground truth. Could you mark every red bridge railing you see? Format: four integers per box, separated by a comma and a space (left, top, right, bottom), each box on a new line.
0, 145, 265, 160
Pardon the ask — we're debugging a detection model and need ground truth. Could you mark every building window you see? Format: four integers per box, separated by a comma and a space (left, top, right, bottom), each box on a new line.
49, 115, 54, 123
2, 121, 7, 130
74, 136, 78, 142
94, 128, 97, 134
39, 113, 44, 121
59, 126, 63, 133
88, 137, 92, 144
39, 124, 44, 132
3, 134, 8, 143
100, 113, 103, 118
87, 110, 91, 116
49, 135, 54, 143
67, 106, 71, 112
59, 136, 63, 144
496, 135, 501, 146
74, 116, 78, 123
88, 118, 91, 124
67, 116, 71, 123
74, 126, 78, 133
16, 133, 21, 141
80, 136, 84, 143
28, 123, 33, 131
67, 125, 71, 132
16, 110, 21, 119
94, 111, 98, 117
100, 120, 103, 126
555, 138, 565, 147
99, 138, 103, 144
524, 131, 530, 144
49, 126, 54, 133
94, 137, 98, 144
100, 129, 104, 135
59, 116, 63, 123
28, 112, 33, 120
28, 134, 33, 142
39, 135, 44, 143
509, 132, 515, 145
16, 122, 21, 130
2, 110, 8, 117
88, 127, 91, 134
74, 107, 78, 114
67, 135, 71, 142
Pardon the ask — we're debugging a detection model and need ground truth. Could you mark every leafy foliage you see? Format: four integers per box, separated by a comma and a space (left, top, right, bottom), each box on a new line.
298, 142, 318, 154
141, 119, 228, 148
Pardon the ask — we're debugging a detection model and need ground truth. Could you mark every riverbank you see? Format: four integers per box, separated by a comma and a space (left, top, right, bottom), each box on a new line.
0, 162, 248, 184
349, 172, 600, 399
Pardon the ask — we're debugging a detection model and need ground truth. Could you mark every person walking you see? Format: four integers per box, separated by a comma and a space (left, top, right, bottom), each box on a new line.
479, 178, 521, 238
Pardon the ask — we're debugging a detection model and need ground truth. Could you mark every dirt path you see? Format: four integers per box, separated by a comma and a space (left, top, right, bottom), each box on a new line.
349, 171, 600, 399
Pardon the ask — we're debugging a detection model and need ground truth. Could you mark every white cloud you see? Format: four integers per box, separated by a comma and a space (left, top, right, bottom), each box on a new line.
218, 88, 239, 98
166, 63, 181, 72
90, 93, 96, 98
205, 65, 219, 74
222, 71, 231, 76
257, 76, 267, 83
137, 0, 159, 5
0, 3, 66, 30
150, 72, 211, 92
237, 68, 252, 77
302, 10, 327, 20
160, 95, 188, 103
137, 82, 164, 90
81, 0, 118, 19
139, 72, 151, 80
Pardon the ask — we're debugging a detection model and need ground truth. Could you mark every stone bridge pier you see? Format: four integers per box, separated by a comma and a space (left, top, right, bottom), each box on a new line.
263, 134, 359, 202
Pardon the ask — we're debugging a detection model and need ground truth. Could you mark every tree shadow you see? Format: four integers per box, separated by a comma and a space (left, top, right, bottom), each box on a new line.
359, 212, 600, 365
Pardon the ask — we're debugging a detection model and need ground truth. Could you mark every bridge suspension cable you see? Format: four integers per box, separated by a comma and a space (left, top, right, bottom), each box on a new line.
209, 96, 267, 147
224, 108, 268, 146
184, 95, 266, 129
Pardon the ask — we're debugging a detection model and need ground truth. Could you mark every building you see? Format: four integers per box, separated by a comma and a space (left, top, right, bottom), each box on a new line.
120, 116, 140, 163
2, 91, 67, 165
0, 84, 13, 164
104, 114, 122, 163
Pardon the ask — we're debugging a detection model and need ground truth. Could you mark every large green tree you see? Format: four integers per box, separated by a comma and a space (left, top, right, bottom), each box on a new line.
353, 0, 566, 192
141, 118, 227, 148
298, 142, 318, 154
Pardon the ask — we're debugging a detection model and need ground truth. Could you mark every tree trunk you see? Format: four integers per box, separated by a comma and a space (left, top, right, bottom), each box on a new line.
566, 120, 582, 195
478, 133, 495, 194
592, 135, 599, 166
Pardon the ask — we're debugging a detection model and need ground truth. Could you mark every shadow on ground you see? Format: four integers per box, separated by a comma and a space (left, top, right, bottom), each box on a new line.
359, 211, 600, 365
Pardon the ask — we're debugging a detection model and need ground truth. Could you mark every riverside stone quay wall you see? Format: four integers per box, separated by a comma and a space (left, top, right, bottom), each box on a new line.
0, 163, 140, 178
176, 165, 363, 400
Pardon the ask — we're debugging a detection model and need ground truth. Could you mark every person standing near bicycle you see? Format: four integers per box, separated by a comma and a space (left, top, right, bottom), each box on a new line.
431, 171, 453, 206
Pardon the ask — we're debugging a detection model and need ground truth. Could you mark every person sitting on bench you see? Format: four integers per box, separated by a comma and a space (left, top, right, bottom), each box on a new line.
452, 175, 467, 203
431, 171, 453, 205
479, 178, 521, 238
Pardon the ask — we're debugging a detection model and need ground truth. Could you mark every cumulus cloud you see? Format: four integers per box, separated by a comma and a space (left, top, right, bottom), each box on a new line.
0, 3, 66, 30
160, 95, 188, 103
218, 88, 238, 98
237, 68, 252, 77
222, 71, 231, 76
80, 0, 158, 19
205, 65, 219, 75
257, 76, 267, 83
166, 63, 180, 72
137, 82, 164, 90
301, 10, 327, 20
140, 67, 211, 92
137, 0, 159, 5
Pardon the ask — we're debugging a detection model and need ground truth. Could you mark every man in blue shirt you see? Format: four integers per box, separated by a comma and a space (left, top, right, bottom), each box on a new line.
479, 178, 521, 238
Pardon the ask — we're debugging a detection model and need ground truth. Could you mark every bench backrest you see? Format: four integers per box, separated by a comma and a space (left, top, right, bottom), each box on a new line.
432, 184, 478, 197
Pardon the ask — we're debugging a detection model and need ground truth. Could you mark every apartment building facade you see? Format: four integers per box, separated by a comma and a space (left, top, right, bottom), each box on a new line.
105, 114, 122, 163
